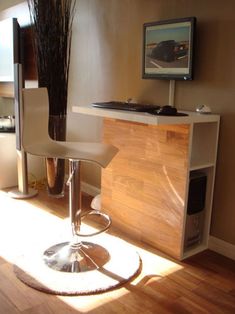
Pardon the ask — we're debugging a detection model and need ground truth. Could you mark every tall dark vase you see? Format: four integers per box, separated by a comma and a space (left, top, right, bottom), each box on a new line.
46, 114, 67, 197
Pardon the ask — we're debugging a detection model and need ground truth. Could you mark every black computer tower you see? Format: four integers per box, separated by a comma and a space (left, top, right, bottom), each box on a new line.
184, 172, 207, 249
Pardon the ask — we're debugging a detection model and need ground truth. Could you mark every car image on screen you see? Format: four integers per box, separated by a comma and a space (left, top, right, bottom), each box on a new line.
150, 40, 188, 62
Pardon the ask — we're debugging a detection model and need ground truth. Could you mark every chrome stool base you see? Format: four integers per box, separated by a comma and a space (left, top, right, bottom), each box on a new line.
43, 241, 110, 273
43, 160, 111, 273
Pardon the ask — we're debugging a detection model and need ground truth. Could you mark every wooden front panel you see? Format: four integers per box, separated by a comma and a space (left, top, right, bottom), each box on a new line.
0, 82, 14, 98
21, 26, 38, 81
102, 118, 190, 259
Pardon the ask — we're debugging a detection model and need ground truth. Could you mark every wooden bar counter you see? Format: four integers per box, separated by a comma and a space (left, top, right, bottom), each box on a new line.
73, 105, 220, 260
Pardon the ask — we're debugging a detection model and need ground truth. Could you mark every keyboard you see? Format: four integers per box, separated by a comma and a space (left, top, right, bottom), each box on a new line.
92, 101, 188, 116
92, 101, 161, 113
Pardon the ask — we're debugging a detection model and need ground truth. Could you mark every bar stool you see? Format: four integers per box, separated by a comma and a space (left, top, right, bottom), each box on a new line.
21, 88, 118, 273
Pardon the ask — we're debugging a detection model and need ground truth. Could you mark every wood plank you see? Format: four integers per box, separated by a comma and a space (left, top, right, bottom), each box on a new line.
21, 26, 38, 81
0, 290, 20, 314
172, 296, 210, 314
102, 118, 190, 259
159, 276, 226, 314
184, 251, 235, 293
0, 82, 14, 98
193, 282, 235, 313
0, 263, 47, 312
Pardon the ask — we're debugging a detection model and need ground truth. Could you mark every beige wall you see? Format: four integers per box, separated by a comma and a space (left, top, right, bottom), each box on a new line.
0, 0, 23, 11
1, 0, 234, 246
68, 0, 235, 246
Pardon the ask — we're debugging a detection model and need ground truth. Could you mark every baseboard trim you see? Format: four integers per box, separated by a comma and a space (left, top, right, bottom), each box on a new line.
81, 181, 100, 197
64, 175, 100, 197
209, 236, 235, 261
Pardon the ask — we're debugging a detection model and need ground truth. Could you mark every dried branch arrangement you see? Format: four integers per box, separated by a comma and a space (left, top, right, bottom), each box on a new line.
27, 0, 75, 115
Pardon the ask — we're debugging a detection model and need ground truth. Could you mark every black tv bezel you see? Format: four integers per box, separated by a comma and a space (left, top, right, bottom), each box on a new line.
142, 16, 196, 81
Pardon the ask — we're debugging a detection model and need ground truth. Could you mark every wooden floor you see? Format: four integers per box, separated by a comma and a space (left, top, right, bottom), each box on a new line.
0, 187, 235, 314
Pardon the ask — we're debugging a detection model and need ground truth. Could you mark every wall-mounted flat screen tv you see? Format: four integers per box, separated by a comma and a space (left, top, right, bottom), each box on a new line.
142, 17, 196, 80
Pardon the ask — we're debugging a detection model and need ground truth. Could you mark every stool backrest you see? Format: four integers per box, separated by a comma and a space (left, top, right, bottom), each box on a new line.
21, 87, 119, 167
22, 88, 52, 150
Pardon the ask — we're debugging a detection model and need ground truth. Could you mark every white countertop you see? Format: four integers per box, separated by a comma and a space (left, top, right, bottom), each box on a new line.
72, 105, 220, 125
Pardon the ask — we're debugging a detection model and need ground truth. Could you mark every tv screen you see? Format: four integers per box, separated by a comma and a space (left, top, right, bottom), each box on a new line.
142, 17, 196, 80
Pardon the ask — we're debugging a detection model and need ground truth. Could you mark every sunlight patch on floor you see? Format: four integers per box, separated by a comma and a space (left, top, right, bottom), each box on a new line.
0, 188, 184, 312
0, 189, 63, 264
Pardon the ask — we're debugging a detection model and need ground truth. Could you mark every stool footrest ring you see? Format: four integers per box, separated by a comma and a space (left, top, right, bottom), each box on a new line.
75, 210, 112, 237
